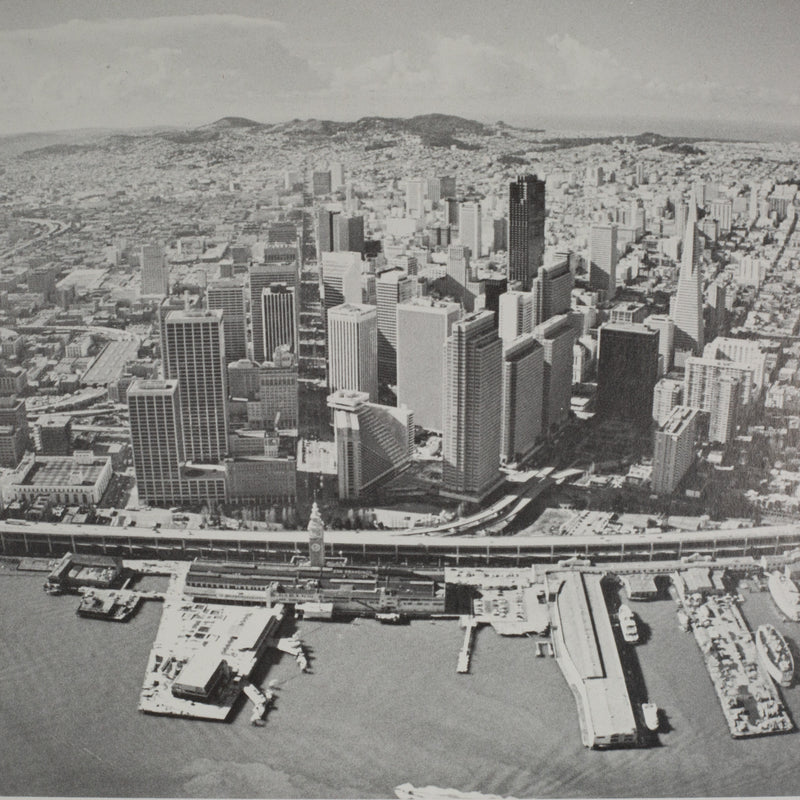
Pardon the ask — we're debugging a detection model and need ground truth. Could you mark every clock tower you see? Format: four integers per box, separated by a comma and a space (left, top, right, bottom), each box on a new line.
307, 501, 325, 568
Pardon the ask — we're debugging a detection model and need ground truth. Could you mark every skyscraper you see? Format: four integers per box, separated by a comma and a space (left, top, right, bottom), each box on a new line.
533, 314, 575, 434
321, 251, 363, 312
652, 378, 683, 426
709, 375, 739, 445
162, 309, 228, 463
128, 379, 185, 506
333, 215, 365, 254
596, 323, 659, 426
500, 335, 544, 465
442, 310, 504, 502
652, 406, 698, 495
589, 224, 618, 296
406, 178, 426, 217
141, 244, 169, 296
671, 203, 704, 356
642, 314, 675, 374
312, 170, 332, 196
249, 261, 299, 363
327, 303, 378, 401
327, 389, 414, 499
396, 298, 461, 433
498, 290, 533, 344
445, 245, 478, 311
376, 269, 414, 385
531, 259, 573, 327
260, 345, 299, 431
316, 208, 336, 257
261, 283, 298, 358
459, 201, 482, 259
206, 278, 247, 363
508, 174, 545, 290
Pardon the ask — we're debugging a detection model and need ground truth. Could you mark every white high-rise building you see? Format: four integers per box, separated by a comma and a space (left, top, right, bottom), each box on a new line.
249, 261, 299, 363
141, 244, 169, 296
500, 335, 544, 465
709, 375, 739, 445
589, 224, 618, 297
652, 405, 698, 495
206, 278, 247, 363
442, 311, 504, 502
327, 303, 378, 401
261, 283, 298, 358
533, 314, 575, 434
643, 314, 675, 375
376, 269, 414, 385
321, 251, 363, 312
406, 178, 426, 217
459, 201, 482, 258
671, 203, 704, 356
162, 309, 228, 463
498, 290, 533, 344
396, 298, 461, 433
652, 378, 683, 426
531, 259, 573, 328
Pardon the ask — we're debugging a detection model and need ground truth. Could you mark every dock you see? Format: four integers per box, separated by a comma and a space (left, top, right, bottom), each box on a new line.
675, 586, 793, 738
457, 616, 478, 673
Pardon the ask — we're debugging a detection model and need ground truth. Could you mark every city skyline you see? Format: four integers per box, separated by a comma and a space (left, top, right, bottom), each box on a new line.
1, 0, 800, 137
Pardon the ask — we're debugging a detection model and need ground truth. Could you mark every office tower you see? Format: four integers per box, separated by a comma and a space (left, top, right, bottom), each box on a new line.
533, 314, 575, 434
498, 290, 533, 344
312, 170, 332, 196
710, 199, 732, 234
227, 358, 263, 400
284, 170, 301, 190
249, 261, 299, 363
508, 174, 545, 290
141, 244, 169, 296
406, 178, 426, 217
652, 378, 683, 426
629, 199, 646, 237
683, 357, 757, 413
500, 335, 544, 465
268, 222, 298, 245
709, 375, 739, 445
426, 178, 442, 206
261, 283, 298, 359
444, 198, 460, 227
316, 208, 336, 255
396, 298, 461, 432
329, 161, 344, 190
327, 303, 378, 401
261, 345, 299, 431
376, 269, 414, 385
531, 259, 573, 327
439, 176, 457, 200
0, 396, 28, 467
460, 201, 482, 258
321, 251, 363, 312
206, 278, 247, 363
327, 389, 414, 499
442, 311, 504, 502
162, 309, 228, 463
445, 245, 478, 311
748, 187, 759, 222
362, 273, 377, 306
642, 314, 675, 374
596, 323, 659, 426
610, 302, 647, 325
675, 200, 688, 240
391, 254, 418, 276
493, 218, 507, 252
671, 203, 704, 356
652, 406, 699, 494
589, 224, 618, 296
128, 379, 185, 506
482, 277, 507, 330
333, 215, 365, 254
706, 281, 727, 341
693, 181, 706, 208
37, 414, 71, 455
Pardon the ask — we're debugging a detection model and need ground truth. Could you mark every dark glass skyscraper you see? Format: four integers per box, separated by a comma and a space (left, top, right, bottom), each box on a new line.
508, 174, 545, 291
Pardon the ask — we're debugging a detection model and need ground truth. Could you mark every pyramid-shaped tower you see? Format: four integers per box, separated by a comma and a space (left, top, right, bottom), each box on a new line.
672, 202, 704, 355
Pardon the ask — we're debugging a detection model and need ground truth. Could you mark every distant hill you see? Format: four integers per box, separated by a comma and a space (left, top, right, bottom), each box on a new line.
202, 116, 269, 130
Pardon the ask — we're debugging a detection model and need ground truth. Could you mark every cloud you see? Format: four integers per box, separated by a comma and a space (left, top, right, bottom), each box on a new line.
0, 15, 324, 132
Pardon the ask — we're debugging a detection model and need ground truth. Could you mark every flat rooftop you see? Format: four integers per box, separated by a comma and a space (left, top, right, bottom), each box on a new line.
19, 458, 106, 488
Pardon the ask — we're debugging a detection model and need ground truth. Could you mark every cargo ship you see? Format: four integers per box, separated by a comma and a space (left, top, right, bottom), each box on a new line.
77, 589, 141, 622
768, 570, 800, 621
618, 603, 639, 643
756, 624, 794, 687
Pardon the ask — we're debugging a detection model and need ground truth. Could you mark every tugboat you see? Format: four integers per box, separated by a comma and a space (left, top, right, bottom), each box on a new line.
768, 569, 800, 622
756, 623, 795, 687
641, 702, 660, 731
618, 604, 639, 644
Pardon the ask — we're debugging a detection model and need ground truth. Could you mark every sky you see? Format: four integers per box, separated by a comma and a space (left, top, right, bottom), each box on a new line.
1, 0, 799, 136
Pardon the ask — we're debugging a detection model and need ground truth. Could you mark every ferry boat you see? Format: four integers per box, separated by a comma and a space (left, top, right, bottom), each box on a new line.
77, 589, 141, 622
768, 570, 800, 621
756, 624, 795, 687
618, 603, 639, 643
641, 702, 659, 731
